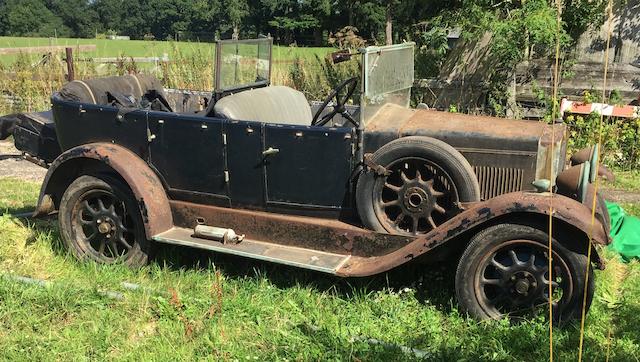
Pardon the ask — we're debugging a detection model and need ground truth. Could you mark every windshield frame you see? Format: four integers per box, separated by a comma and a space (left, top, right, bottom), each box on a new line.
359, 42, 415, 127
214, 37, 273, 94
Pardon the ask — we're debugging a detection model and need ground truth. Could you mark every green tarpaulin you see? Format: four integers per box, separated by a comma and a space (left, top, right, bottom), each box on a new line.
607, 202, 640, 262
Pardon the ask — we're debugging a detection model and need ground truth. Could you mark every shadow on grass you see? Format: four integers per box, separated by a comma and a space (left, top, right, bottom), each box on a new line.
10, 213, 457, 311
151, 242, 458, 309
2, 205, 37, 216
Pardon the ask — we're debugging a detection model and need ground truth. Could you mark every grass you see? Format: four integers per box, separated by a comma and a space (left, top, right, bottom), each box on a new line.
1, 177, 640, 360
605, 170, 640, 193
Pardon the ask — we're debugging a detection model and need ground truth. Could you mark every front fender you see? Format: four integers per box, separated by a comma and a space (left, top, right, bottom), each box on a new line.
338, 192, 609, 277
34, 143, 173, 239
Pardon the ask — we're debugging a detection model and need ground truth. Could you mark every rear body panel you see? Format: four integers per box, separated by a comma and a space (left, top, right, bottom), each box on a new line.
0, 111, 61, 164
52, 99, 148, 157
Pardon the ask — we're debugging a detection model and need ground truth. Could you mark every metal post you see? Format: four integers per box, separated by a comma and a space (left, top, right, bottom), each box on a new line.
65, 47, 74, 81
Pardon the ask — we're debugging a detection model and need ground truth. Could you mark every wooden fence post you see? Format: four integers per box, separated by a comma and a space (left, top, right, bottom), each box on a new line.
65, 47, 75, 81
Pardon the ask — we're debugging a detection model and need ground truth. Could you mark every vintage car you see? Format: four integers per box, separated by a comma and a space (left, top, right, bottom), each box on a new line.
0, 38, 611, 323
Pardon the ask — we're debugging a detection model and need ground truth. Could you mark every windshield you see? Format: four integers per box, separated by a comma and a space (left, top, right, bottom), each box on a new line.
360, 42, 415, 125
215, 38, 272, 92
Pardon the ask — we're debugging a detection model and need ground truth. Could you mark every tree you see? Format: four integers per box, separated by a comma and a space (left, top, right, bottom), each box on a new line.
46, 0, 99, 38
260, 0, 332, 45
338, 0, 385, 44
0, 0, 69, 37
223, 0, 249, 39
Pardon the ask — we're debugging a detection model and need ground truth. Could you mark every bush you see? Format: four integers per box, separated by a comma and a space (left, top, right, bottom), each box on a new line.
565, 112, 640, 170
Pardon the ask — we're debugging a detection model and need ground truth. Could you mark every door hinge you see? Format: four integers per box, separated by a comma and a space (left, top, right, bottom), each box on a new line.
224, 170, 230, 183
222, 133, 227, 145
147, 128, 156, 143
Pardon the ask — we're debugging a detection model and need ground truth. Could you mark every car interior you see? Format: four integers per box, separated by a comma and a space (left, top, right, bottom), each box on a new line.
56, 74, 359, 128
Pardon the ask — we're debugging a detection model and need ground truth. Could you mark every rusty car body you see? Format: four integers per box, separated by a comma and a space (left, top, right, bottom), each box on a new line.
0, 38, 611, 321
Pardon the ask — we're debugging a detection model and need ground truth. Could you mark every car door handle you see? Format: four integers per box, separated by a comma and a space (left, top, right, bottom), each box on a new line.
262, 147, 280, 156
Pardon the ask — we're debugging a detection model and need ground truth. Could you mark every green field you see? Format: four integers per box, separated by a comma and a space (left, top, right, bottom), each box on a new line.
0, 36, 332, 65
0, 177, 639, 360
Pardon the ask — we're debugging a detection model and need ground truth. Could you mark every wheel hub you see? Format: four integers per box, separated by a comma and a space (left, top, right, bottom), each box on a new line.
509, 270, 538, 296
97, 217, 116, 236
403, 187, 431, 212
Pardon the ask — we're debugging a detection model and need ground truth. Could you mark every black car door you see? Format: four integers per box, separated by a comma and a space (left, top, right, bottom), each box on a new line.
263, 123, 355, 211
148, 111, 228, 205
225, 120, 265, 208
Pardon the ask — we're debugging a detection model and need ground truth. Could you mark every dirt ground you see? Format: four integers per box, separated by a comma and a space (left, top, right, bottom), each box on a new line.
1, 138, 639, 203
0, 140, 47, 182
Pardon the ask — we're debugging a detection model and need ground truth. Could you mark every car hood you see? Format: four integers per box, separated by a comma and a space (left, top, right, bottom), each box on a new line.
363, 103, 565, 153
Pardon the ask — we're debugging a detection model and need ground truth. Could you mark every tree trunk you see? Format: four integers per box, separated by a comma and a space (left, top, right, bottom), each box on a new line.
385, 1, 392, 45
314, 28, 323, 46
348, 3, 354, 25
232, 24, 240, 40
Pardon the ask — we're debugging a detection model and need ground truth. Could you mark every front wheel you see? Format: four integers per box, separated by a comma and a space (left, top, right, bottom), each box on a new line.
58, 175, 150, 267
455, 223, 594, 323
356, 136, 480, 236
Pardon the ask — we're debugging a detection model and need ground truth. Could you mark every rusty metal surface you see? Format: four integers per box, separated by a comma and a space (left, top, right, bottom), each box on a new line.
365, 104, 549, 150
535, 123, 567, 183
170, 200, 414, 257
337, 191, 609, 277
35, 143, 173, 238
154, 227, 351, 274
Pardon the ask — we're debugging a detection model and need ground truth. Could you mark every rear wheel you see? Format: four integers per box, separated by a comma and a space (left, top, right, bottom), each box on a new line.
59, 175, 150, 267
455, 223, 594, 323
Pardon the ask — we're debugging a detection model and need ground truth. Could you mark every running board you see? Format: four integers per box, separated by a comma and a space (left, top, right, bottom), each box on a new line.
152, 227, 351, 274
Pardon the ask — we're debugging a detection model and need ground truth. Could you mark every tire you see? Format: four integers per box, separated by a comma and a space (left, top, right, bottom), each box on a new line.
356, 136, 480, 235
59, 175, 150, 267
455, 223, 594, 324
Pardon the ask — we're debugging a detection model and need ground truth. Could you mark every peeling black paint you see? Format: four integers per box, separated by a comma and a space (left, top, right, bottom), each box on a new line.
138, 198, 149, 223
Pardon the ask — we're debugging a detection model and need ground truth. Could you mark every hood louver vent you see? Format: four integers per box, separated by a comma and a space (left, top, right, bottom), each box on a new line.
474, 166, 524, 200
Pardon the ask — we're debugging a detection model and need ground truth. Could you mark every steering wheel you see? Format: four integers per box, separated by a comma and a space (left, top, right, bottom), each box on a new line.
311, 77, 359, 127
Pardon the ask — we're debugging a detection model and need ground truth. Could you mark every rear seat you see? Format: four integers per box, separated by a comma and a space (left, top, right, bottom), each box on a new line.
58, 74, 168, 109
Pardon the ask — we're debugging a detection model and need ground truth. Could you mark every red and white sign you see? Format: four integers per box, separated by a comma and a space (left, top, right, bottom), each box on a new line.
560, 98, 639, 119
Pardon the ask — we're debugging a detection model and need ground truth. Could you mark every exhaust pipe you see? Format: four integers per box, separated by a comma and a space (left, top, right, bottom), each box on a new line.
193, 225, 245, 244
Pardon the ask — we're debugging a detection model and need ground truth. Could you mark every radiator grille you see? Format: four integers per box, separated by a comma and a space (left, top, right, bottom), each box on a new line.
473, 166, 524, 200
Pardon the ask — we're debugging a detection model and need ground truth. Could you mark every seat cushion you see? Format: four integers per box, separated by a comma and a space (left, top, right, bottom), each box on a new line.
213, 86, 312, 125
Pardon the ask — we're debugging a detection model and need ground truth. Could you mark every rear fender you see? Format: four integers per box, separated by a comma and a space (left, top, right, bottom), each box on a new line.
338, 192, 609, 277
34, 143, 173, 238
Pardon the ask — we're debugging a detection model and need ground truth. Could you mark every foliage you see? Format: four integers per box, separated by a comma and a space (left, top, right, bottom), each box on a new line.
558, 89, 640, 170
0, 0, 71, 38
412, 20, 449, 78
0, 0, 611, 59
328, 26, 366, 50
565, 111, 640, 170
403, 0, 609, 112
